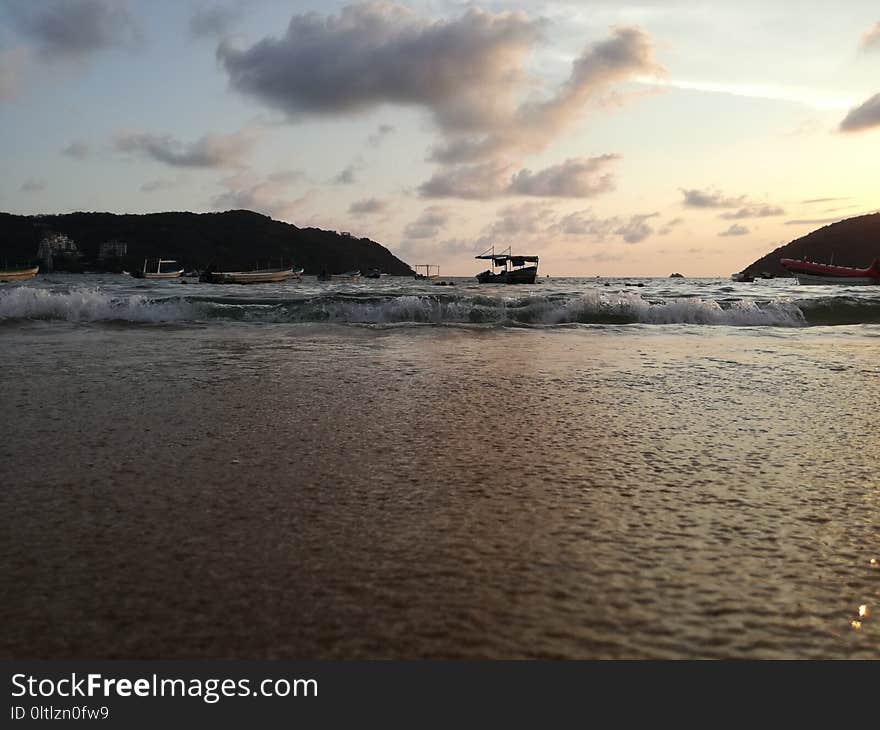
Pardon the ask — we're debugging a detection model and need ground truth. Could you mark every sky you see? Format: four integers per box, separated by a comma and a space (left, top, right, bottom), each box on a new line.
1, 0, 879, 276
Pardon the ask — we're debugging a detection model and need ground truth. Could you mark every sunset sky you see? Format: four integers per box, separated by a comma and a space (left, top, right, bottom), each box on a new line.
2, 0, 879, 276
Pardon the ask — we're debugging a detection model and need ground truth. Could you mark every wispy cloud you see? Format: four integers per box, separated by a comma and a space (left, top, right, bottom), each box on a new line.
114, 126, 260, 168
348, 197, 388, 216
404, 206, 449, 239
718, 223, 749, 237
3, 0, 143, 62
839, 93, 880, 133
642, 76, 857, 111
859, 22, 880, 52
189, 3, 242, 39
61, 140, 90, 159
20, 177, 47, 193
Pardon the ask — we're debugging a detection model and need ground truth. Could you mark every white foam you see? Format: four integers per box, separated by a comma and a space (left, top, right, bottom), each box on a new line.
0, 287, 193, 322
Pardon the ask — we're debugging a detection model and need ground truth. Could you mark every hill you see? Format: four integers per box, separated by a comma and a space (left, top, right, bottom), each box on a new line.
743, 212, 880, 277
0, 209, 414, 275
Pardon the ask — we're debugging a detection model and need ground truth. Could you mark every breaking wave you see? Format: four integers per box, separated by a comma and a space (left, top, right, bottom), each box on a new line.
0, 286, 836, 326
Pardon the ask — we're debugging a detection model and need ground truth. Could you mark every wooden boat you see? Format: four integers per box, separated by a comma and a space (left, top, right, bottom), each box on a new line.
475, 246, 538, 284
131, 259, 184, 279
201, 267, 297, 284
780, 257, 880, 285
414, 264, 439, 280
0, 266, 38, 282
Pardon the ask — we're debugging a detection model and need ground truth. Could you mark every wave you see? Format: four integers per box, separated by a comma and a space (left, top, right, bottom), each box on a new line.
0, 286, 829, 326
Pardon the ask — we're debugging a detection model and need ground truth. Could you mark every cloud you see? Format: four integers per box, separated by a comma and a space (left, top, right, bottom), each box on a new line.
333, 162, 361, 184
719, 204, 785, 219
218, 4, 662, 200
680, 188, 746, 208
860, 22, 880, 52
801, 197, 851, 204
218, 4, 542, 130
61, 140, 90, 159
0, 47, 27, 100
478, 203, 659, 250
657, 217, 683, 235
367, 124, 395, 147
189, 4, 242, 39
348, 197, 388, 216
114, 126, 259, 168
20, 178, 47, 193
403, 206, 449, 238
614, 212, 658, 243
3, 0, 142, 62
140, 178, 184, 193
718, 223, 749, 236
839, 93, 880, 133
420, 155, 621, 200
212, 172, 313, 221
418, 162, 511, 200
507, 155, 619, 198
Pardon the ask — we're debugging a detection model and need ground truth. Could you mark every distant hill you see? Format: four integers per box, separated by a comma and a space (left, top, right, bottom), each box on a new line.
743, 212, 880, 277
0, 209, 414, 275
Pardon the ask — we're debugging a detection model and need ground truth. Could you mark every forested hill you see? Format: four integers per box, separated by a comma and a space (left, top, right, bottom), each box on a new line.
744, 212, 880, 277
0, 209, 415, 275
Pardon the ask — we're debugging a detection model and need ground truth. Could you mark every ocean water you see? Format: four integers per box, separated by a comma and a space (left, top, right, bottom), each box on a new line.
1, 273, 878, 658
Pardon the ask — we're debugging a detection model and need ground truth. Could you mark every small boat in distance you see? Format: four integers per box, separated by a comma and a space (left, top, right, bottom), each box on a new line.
331, 270, 361, 280
0, 265, 39, 282
731, 270, 755, 282
201, 267, 298, 284
780, 257, 880, 285
132, 259, 184, 279
475, 246, 538, 284
414, 264, 439, 280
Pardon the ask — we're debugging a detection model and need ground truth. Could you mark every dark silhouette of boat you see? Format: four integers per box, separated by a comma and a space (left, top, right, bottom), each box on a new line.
474, 246, 538, 284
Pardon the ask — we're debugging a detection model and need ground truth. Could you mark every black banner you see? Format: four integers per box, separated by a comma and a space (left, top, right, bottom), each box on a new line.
3, 661, 877, 727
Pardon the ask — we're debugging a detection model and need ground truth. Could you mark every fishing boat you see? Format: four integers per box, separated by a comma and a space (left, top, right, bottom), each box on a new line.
474, 246, 538, 284
201, 267, 297, 284
0, 265, 39, 282
780, 257, 880, 285
414, 264, 439, 280
132, 259, 184, 279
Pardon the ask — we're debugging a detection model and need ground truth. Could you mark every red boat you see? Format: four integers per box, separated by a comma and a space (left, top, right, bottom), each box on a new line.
780, 257, 880, 285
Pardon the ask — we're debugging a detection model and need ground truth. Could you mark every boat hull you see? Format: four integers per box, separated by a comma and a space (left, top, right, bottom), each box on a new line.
141, 270, 184, 279
0, 266, 38, 282
476, 265, 538, 284
204, 268, 296, 284
781, 257, 880, 285
794, 273, 880, 285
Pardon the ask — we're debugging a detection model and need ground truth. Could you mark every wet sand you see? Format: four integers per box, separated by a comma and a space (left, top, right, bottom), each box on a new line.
1, 323, 878, 658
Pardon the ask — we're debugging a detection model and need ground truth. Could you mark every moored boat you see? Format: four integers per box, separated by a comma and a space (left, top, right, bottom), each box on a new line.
780, 257, 880, 285
331, 270, 361, 280
201, 267, 297, 284
0, 265, 39, 282
131, 259, 184, 279
475, 246, 538, 284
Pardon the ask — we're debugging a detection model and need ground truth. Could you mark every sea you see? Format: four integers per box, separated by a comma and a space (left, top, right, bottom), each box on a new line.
1, 273, 878, 659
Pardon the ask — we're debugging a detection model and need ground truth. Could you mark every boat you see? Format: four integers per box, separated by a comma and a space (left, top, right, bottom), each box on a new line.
780, 257, 880, 285
364, 268, 382, 279
414, 265, 439, 280
730, 270, 755, 282
200, 267, 297, 284
0, 265, 39, 282
331, 270, 361, 280
131, 259, 184, 279
474, 246, 538, 284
